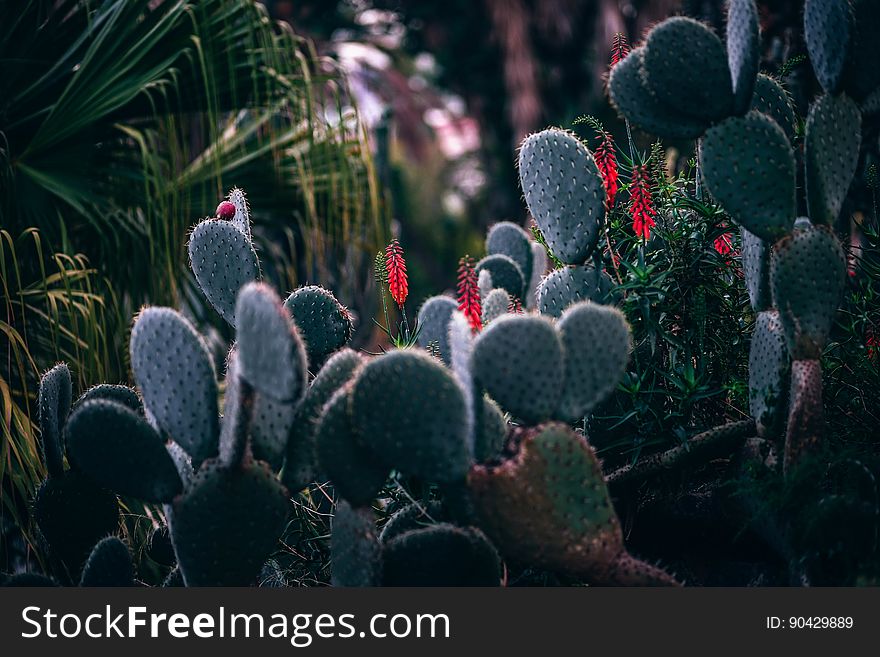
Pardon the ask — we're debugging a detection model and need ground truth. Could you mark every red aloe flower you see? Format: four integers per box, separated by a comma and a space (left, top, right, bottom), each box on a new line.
611, 32, 630, 68
508, 296, 523, 314
714, 229, 733, 258
867, 326, 879, 363
593, 131, 619, 209
385, 239, 408, 307
457, 256, 482, 332
629, 164, 657, 241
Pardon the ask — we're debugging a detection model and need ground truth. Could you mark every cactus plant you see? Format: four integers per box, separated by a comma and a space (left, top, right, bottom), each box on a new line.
283, 285, 354, 369
536, 265, 617, 317
486, 221, 533, 286
79, 537, 134, 587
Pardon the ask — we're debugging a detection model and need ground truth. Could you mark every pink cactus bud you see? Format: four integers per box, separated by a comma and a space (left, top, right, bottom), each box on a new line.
216, 200, 236, 220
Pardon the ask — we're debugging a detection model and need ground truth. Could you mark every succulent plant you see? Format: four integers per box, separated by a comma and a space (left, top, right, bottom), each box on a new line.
283, 285, 354, 369
481, 288, 511, 325
79, 537, 134, 587
486, 221, 533, 286
536, 265, 618, 317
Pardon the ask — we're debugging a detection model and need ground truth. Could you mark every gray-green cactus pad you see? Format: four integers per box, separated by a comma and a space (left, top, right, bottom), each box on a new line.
750, 73, 797, 142
749, 310, 790, 439
843, 0, 880, 101
741, 228, 772, 312
472, 314, 564, 423
804, 0, 852, 94
416, 295, 457, 365
727, 0, 760, 115
38, 363, 72, 478
481, 288, 510, 325
75, 384, 142, 415
79, 537, 134, 587
476, 395, 508, 464
518, 128, 605, 264
475, 254, 525, 300
284, 285, 353, 369
536, 265, 618, 317
700, 111, 795, 242
130, 307, 219, 465
486, 221, 533, 284
188, 218, 260, 327
331, 500, 381, 587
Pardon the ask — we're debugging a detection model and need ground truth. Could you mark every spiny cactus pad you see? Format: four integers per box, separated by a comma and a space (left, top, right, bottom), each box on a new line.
75, 384, 142, 415
381, 524, 501, 586
608, 47, 708, 139
66, 399, 183, 503
741, 228, 772, 312
481, 288, 510, 325
217, 352, 254, 468
557, 301, 632, 421
171, 457, 290, 586
284, 285, 353, 369
804, 93, 861, 226
518, 128, 605, 264
351, 350, 470, 483
726, 0, 760, 115
331, 500, 381, 587
770, 225, 847, 359
475, 254, 525, 300
844, 0, 880, 101
38, 363, 72, 479
527, 241, 548, 308
468, 423, 677, 585
643, 17, 733, 122
536, 265, 617, 317
804, 0, 852, 94
316, 385, 388, 506
379, 501, 445, 543
416, 295, 457, 365
750, 73, 797, 142
699, 111, 795, 242
236, 282, 308, 404
749, 310, 790, 439
784, 359, 825, 472
475, 395, 508, 464
130, 307, 219, 465
486, 221, 533, 284
188, 219, 260, 327
227, 188, 252, 241
285, 348, 364, 492
472, 314, 564, 424
79, 537, 134, 587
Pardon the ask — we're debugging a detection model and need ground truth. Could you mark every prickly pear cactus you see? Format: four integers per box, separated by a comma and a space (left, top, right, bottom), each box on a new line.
741, 228, 772, 312
331, 500, 381, 587
74, 384, 141, 414
37, 363, 72, 479
536, 265, 617, 317
750, 73, 796, 141
486, 221, 533, 285
804, 0, 852, 94
726, 0, 760, 115
79, 537, 134, 587
283, 285, 353, 369
416, 295, 457, 364
748, 310, 790, 439
481, 288, 511, 325
475, 254, 524, 300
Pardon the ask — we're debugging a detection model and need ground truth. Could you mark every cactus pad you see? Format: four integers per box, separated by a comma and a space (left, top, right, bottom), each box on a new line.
643, 17, 734, 122
804, 93, 861, 226
66, 399, 183, 503
75, 384, 142, 415
416, 295, 457, 365
557, 301, 632, 421
486, 221, 533, 284
130, 307, 219, 465
79, 537, 134, 587
472, 314, 564, 423
171, 457, 290, 586
536, 265, 618, 317
475, 254, 525, 300
481, 288, 510, 325
527, 241, 548, 307
784, 359, 825, 472
726, 0, 760, 115
843, 0, 880, 101
475, 395, 508, 464
284, 285, 353, 369
188, 219, 260, 327
804, 0, 852, 94
227, 188, 252, 241
381, 524, 501, 586
331, 500, 381, 587
741, 228, 772, 312
749, 310, 790, 439
350, 350, 469, 483
750, 74, 797, 142
37, 363, 72, 478
699, 111, 795, 241
379, 501, 446, 543
770, 225, 846, 359
518, 128, 605, 264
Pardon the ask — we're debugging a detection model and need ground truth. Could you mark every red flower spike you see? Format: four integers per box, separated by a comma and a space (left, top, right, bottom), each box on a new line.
508, 297, 523, 314
611, 33, 630, 68
593, 132, 619, 209
457, 256, 482, 332
867, 327, 879, 363
385, 239, 408, 307
629, 165, 657, 241
216, 200, 236, 220
714, 230, 733, 258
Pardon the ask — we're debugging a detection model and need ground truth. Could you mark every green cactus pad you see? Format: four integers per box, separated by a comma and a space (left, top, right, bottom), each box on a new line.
608, 47, 708, 139
447, 310, 478, 457
316, 385, 388, 506
75, 384, 142, 415
557, 301, 632, 421
804, 93, 861, 226
66, 399, 183, 503
227, 187, 252, 241
475, 254, 525, 300
188, 218, 260, 327
475, 395, 508, 463
643, 17, 734, 122
284, 348, 364, 493
350, 350, 470, 483
469, 423, 675, 584
38, 363, 72, 479
486, 221, 533, 284
283, 285, 354, 369
770, 225, 847, 359
171, 457, 290, 586
481, 288, 510, 325
750, 73, 797, 142
804, 0, 852, 94
379, 501, 445, 543
218, 352, 254, 468
33, 471, 119, 573
381, 524, 501, 586
843, 0, 880, 101
518, 128, 605, 264
331, 500, 381, 587
741, 228, 772, 312
236, 282, 308, 404
472, 314, 564, 423
784, 359, 824, 473
416, 295, 457, 365
726, 0, 760, 115
536, 265, 618, 317
699, 111, 795, 242
749, 310, 791, 439
79, 537, 134, 587
162, 567, 184, 588
526, 241, 548, 308
477, 268, 493, 298
130, 308, 218, 465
